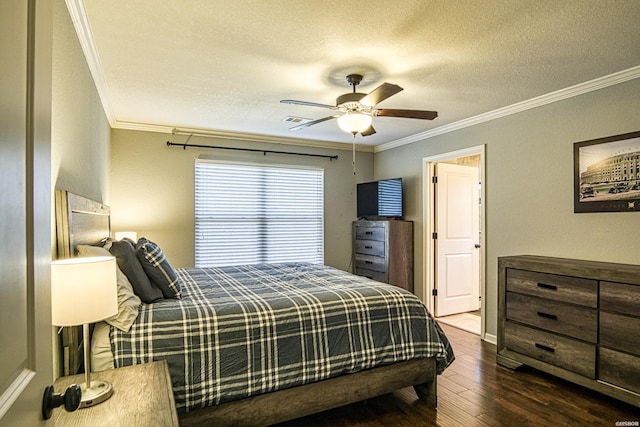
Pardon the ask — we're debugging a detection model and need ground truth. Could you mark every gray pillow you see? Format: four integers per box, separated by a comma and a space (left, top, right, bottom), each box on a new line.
107, 239, 163, 303
76, 244, 142, 332
136, 238, 182, 299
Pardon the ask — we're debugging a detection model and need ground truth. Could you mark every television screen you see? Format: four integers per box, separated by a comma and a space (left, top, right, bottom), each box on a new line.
357, 178, 403, 218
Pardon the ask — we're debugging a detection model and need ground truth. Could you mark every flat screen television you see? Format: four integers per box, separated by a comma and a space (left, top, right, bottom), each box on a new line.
357, 178, 403, 219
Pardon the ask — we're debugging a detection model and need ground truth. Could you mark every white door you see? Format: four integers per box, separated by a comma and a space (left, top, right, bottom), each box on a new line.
0, 1, 53, 425
434, 163, 480, 316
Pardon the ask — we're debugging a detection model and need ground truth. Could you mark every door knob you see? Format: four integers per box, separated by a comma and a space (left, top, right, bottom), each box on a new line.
42, 384, 81, 420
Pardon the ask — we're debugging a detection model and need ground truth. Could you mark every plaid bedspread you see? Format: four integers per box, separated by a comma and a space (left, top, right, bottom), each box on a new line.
110, 263, 454, 412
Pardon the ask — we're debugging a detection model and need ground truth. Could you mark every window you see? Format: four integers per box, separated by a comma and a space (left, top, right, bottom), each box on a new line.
195, 160, 324, 267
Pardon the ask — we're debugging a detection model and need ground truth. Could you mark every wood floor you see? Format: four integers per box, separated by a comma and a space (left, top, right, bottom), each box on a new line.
276, 323, 640, 426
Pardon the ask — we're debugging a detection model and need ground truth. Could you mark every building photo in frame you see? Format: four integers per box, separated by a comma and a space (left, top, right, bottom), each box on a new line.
574, 130, 640, 213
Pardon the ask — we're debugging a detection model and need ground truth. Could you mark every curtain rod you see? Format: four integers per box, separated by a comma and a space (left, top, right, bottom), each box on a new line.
166, 141, 338, 161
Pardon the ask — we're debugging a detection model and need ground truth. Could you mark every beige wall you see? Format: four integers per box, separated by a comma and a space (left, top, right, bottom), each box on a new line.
375, 77, 640, 337
50, 0, 110, 377
110, 129, 373, 270
51, 0, 110, 206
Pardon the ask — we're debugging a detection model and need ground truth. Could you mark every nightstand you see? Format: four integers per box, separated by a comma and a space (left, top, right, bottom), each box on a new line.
52, 360, 179, 426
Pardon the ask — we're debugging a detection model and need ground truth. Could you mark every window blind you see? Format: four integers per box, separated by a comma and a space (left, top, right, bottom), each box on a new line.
195, 161, 324, 267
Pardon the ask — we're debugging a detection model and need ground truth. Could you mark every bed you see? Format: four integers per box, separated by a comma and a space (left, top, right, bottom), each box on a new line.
55, 190, 454, 426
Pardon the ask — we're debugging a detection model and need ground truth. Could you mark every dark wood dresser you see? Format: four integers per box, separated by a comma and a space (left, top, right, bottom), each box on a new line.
498, 255, 640, 407
352, 220, 413, 292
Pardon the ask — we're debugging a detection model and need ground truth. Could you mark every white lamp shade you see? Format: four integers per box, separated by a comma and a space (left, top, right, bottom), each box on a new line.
337, 112, 372, 134
51, 256, 118, 326
115, 231, 137, 241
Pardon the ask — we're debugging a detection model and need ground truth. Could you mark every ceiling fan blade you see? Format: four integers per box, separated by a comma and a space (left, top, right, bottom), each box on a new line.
375, 109, 438, 120
288, 115, 340, 131
281, 99, 337, 110
361, 125, 376, 137
359, 83, 403, 106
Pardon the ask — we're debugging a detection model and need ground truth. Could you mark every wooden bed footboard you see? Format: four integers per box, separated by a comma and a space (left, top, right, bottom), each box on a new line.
179, 357, 437, 427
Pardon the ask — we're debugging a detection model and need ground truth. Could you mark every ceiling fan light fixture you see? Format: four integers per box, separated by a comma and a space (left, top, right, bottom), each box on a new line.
337, 112, 372, 134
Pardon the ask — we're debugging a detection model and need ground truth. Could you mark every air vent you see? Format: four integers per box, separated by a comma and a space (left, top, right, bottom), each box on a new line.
282, 116, 311, 124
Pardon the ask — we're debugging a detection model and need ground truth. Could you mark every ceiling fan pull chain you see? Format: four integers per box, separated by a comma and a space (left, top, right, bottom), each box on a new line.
352, 135, 357, 175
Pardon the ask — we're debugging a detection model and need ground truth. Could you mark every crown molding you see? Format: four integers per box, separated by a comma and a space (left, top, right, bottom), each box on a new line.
112, 121, 375, 153
65, 0, 116, 125
375, 65, 640, 153
112, 121, 175, 134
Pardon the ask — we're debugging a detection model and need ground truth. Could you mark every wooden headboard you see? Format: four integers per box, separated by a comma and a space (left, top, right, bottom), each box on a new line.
54, 190, 111, 375
55, 190, 111, 259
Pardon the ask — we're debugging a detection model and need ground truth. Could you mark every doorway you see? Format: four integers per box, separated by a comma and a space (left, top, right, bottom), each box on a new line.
423, 146, 485, 337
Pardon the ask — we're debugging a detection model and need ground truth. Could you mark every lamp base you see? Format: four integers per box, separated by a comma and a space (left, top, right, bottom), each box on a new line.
79, 380, 113, 408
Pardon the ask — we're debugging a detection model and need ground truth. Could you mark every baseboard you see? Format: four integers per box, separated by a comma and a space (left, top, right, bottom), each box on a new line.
482, 333, 497, 345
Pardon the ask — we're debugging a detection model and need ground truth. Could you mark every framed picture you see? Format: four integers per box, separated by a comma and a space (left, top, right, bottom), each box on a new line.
574, 130, 640, 213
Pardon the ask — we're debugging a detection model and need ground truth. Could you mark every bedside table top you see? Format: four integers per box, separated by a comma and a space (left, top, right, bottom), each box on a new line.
52, 360, 178, 426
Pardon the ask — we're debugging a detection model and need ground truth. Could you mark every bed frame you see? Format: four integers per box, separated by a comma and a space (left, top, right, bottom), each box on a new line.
55, 189, 438, 426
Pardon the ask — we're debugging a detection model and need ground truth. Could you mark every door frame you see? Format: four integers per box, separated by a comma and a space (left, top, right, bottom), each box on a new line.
422, 145, 486, 338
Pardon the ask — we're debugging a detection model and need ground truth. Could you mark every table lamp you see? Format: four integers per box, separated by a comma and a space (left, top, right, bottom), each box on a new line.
51, 256, 118, 408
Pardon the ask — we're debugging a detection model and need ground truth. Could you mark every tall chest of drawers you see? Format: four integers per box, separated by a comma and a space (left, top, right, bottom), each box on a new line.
352, 220, 413, 292
498, 255, 640, 407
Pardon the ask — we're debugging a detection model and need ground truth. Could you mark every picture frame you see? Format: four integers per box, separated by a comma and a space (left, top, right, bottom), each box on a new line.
574, 130, 640, 213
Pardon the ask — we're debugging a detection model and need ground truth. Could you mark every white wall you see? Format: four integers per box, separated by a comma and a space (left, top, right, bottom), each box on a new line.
110, 129, 374, 270
375, 77, 640, 336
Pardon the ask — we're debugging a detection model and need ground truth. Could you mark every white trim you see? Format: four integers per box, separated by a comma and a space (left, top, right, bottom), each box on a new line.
110, 120, 375, 153
111, 120, 176, 134
422, 161, 435, 315
422, 146, 487, 163
171, 127, 375, 153
377, 65, 640, 153
65, 0, 116, 125
423, 145, 487, 340
483, 333, 497, 345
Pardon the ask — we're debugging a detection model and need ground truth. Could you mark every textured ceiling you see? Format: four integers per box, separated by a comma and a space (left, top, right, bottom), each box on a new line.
72, 0, 640, 149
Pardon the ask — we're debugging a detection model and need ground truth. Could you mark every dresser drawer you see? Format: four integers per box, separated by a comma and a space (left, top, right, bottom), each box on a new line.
506, 268, 597, 308
354, 254, 386, 273
600, 311, 640, 356
506, 292, 597, 343
354, 239, 385, 257
354, 226, 385, 241
354, 267, 387, 283
601, 281, 640, 316
598, 347, 640, 394
504, 322, 595, 378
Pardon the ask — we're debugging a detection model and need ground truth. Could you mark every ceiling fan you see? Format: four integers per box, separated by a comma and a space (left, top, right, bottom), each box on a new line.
281, 74, 438, 137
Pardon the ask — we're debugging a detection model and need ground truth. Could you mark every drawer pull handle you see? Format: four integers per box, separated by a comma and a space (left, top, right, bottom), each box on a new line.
365, 231, 373, 235
365, 261, 373, 264
364, 245, 373, 249
537, 283, 557, 291
536, 311, 558, 320
535, 343, 555, 353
